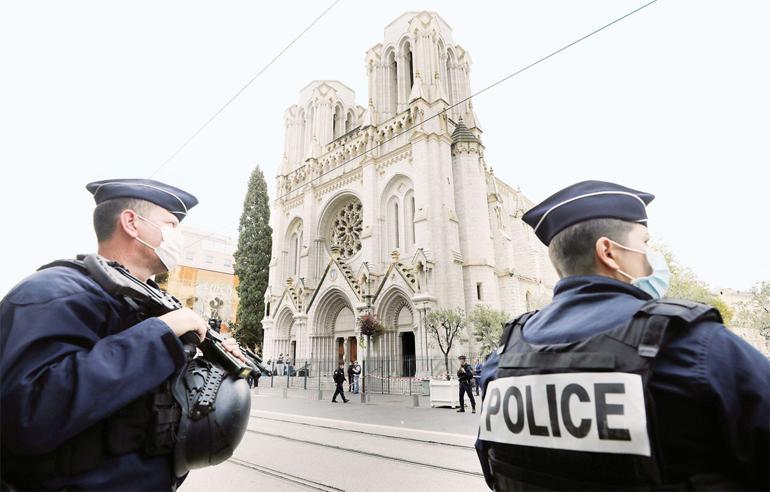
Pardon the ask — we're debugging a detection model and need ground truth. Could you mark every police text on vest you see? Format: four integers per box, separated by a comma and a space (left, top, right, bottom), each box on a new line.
478, 372, 650, 456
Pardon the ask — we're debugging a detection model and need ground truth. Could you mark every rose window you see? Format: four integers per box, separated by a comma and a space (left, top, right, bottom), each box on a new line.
330, 200, 363, 259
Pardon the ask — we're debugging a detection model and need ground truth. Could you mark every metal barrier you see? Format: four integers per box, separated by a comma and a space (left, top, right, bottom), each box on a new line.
259, 355, 486, 396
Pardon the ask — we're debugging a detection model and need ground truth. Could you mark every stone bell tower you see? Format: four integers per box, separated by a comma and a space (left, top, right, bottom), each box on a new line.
365, 11, 474, 125
280, 81, 365, 175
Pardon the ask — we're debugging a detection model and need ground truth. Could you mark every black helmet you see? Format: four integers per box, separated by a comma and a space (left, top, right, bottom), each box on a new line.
171, 357, 251, 477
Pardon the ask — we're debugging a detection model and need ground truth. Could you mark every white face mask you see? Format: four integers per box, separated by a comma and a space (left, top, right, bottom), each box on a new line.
135, 215, 184, 272
610, 240, 671, 300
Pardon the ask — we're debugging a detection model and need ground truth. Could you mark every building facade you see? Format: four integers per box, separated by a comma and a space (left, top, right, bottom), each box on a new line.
261, 12, 557, 373
159, 227, 240, 333
717, 288, 770, 358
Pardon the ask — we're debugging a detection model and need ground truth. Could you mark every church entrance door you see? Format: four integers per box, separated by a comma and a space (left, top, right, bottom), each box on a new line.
348, 336, 357, 362
337, 337, 344, 364
401, 331, 415, 377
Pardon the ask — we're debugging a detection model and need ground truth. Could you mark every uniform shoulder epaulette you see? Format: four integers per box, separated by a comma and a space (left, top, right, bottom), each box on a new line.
498, 310, 539, 354
38, 257, 89, 274
634, 298, 723, 325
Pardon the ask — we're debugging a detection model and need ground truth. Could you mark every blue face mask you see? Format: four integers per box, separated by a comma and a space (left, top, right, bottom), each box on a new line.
611, 241, 671, 300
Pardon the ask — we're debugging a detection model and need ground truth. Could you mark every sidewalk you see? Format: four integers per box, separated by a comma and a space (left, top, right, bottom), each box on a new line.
250, 386, 481, 437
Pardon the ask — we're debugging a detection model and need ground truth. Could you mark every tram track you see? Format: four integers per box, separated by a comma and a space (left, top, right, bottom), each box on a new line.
227, 457, 344, 491
244, 426, 484, 478
249, 413, 475, 449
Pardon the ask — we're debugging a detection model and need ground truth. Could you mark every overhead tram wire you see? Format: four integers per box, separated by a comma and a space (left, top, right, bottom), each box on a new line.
148, 0, 341, 178
184, 0, 659, 249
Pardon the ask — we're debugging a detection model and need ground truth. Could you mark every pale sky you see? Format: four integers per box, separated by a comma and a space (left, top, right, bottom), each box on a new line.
1, 0, 768, 297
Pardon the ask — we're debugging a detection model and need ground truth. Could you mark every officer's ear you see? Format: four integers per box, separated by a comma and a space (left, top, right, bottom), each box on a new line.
595, 237, 623, 274
118, 209, 141, 240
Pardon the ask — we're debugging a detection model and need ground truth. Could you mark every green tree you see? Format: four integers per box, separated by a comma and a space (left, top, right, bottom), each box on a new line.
425, 308, 467, 380
659, 245, 734, 324
733, 281, 770, 334
468, 304, 509, 358
233, 165, 272, 350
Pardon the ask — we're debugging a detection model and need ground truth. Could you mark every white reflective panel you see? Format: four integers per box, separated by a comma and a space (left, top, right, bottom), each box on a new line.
478, 372, 650, 456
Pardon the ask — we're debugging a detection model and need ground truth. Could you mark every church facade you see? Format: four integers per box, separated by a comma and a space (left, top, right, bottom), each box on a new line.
261, 12, 557, 374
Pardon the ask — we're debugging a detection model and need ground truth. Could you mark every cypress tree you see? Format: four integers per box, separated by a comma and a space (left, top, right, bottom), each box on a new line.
233, 165, 272, 350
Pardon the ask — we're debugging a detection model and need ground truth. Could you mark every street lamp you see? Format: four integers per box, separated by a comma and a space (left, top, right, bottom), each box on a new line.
361, 263, 374, 403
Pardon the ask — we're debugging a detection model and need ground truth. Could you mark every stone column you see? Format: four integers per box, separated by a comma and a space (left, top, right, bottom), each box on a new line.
293, 314, 308, 362
261, 318, 274, 359
412, 295, 437, 378
309, 335, 316, 366
397, 332, 403, 377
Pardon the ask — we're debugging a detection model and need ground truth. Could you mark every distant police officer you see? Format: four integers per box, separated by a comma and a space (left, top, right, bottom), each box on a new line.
332, 362, 349, 403
457, 355, 476, 413
475, 181, 770, 491
0, 179, 245, 490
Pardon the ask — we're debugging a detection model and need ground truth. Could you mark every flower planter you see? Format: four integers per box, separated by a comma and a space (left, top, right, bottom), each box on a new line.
429, 379, 460, 408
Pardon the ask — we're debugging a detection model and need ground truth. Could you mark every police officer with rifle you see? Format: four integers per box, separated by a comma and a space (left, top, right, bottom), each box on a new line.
0, 179, 257, 490
456, 355, 476, 413
476, 181, 769, 491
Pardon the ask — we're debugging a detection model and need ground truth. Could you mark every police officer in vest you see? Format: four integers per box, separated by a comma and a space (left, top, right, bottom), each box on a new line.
0, 178, 248, 490
457, 355, 476, 413
475, 181, 769, 491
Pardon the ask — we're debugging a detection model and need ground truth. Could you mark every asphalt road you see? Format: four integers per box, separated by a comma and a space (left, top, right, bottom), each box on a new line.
182, 389, 487, 491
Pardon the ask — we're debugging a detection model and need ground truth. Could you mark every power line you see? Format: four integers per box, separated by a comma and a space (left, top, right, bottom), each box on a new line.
275, 0, 658, 202
149, 0, 341, 178
186, 0, 659, 249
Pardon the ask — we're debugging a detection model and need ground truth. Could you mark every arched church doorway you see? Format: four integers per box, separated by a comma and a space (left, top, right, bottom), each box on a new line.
311, 288, 355, 374
375, 288, 415, 376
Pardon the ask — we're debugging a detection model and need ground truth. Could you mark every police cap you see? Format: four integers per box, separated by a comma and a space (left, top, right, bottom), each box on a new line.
521, 180, 654, 246
86, 178, 198, 222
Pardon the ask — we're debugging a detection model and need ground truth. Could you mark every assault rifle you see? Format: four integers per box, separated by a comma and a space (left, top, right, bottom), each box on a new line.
44, 254, 268, 379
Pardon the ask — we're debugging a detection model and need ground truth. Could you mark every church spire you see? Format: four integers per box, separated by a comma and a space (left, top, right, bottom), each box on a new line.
451, 117, 478, 144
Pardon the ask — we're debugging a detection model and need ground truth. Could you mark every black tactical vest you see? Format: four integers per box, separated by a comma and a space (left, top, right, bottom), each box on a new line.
480, 298, 722, 491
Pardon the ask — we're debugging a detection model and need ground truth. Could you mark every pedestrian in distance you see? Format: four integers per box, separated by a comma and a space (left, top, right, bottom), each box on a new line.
351, 359, 361, 394
0, 178, 249, 490
456, 355, 476, 413
332, 361, 349, 403
277, 353, 284, 376
347, 361, 355, 392
475, 180, 770, 491
473, 358, 482, 396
